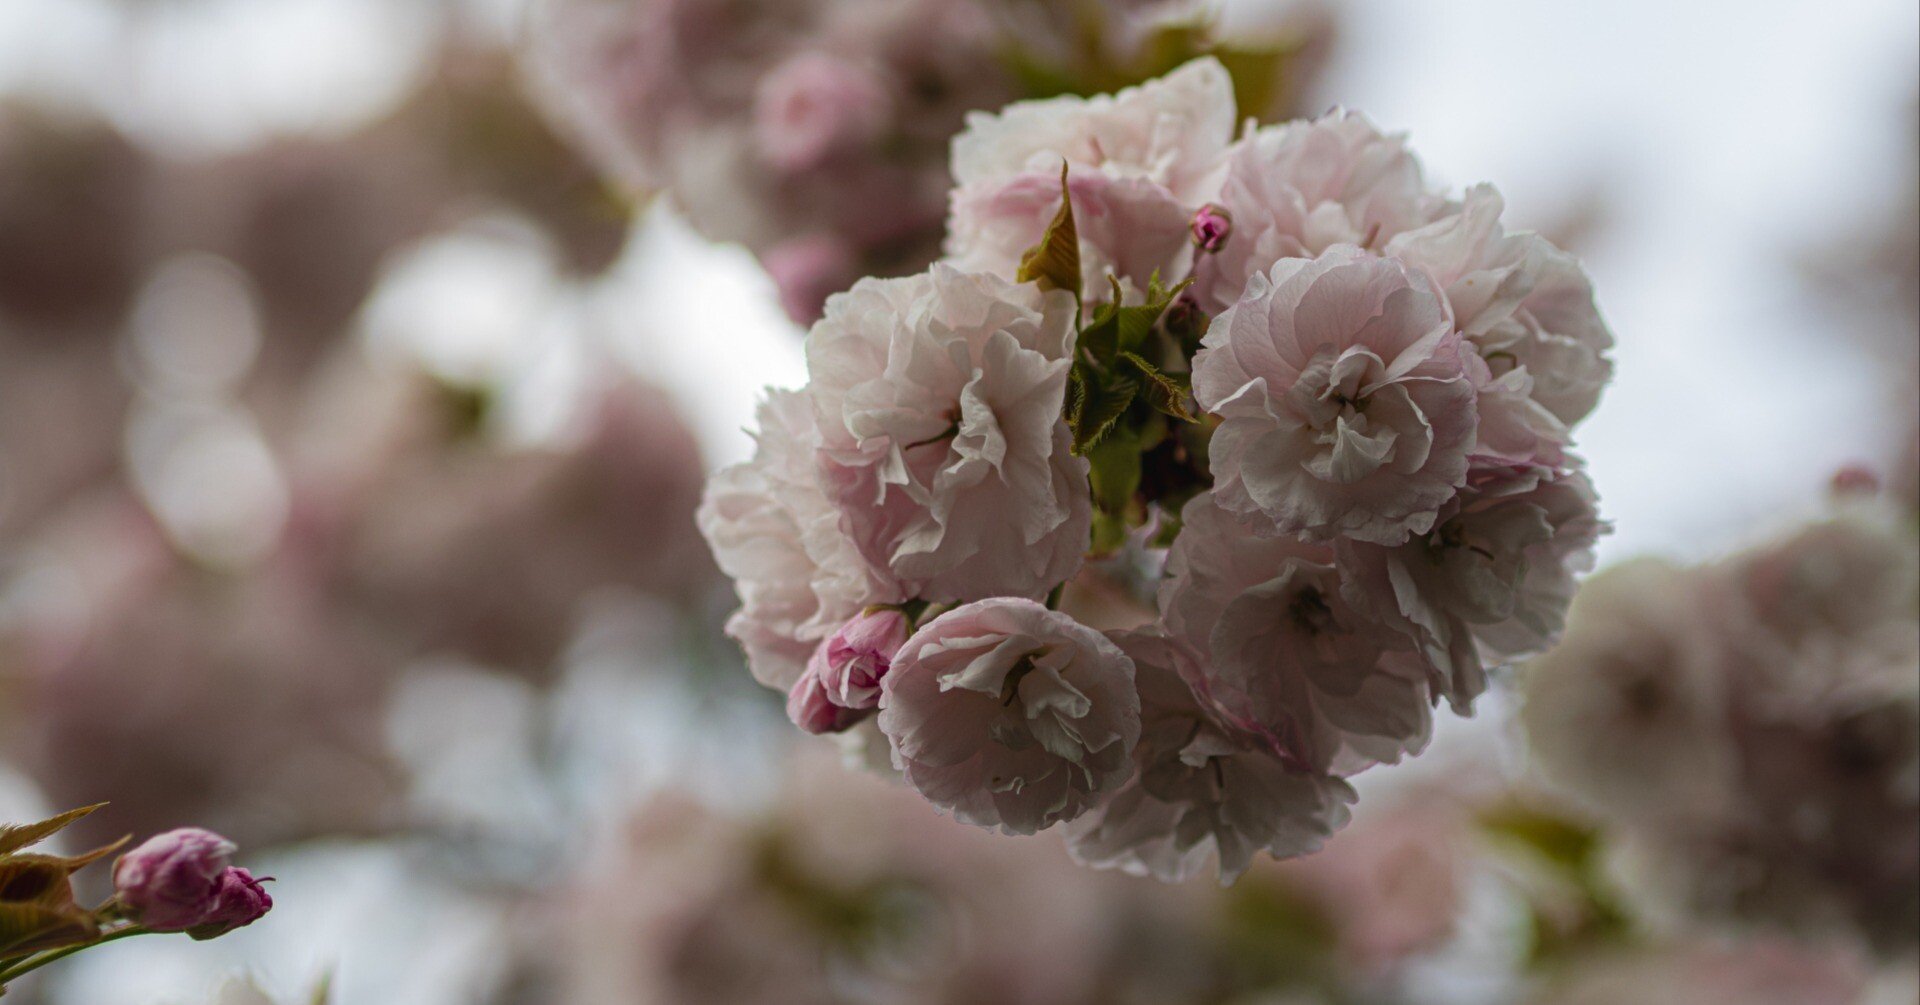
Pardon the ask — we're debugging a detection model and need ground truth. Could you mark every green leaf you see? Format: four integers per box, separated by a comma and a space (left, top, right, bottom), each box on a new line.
1480, 805, 1602, 873
1070, 368, 1137, 454
1076, 276, 1126, 363
0, 805, 105, 858
1015, 163, 1080, 299
1114, 275, 1192, 352
1117, 350, 1194, 422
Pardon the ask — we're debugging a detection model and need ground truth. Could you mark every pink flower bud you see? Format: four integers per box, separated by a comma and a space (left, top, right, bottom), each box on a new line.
1190, 203, 1232, 253
785, 666, 867, 734
816, 608, 910, 710
187, 868, 274, 940
112, 828, 236, 931
763, 235, 858, 326
753, 53, 891, 172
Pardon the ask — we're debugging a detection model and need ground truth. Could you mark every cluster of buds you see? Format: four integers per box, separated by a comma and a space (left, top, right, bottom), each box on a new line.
0, 805, 272, 991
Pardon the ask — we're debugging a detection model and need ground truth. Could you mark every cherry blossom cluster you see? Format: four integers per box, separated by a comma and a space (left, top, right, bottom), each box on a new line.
700, 58, 1613, 881
1523, 484, 1919, 954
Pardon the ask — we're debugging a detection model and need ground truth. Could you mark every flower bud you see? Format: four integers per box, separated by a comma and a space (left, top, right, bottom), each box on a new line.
112, 828, 235, 931
1190, 203, 1232, 253
187, 868, 274, 940
785, 667, 867, 735
816, 608, 910, 710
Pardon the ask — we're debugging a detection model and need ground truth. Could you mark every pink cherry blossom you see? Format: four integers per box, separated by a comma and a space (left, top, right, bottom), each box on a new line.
1193, 245, 1478, 545
814, 607, 911, 709
1337, 469, 1607, 710
1063, 630, 1356, 882
945, 57, 1235, 290
1192, 110, 1447, 313
1159, 493, 1432, 774
698, 390, 902, 692
807, 265, 1088, 603
752, 52, 891, 172
878, 598, 1140, 834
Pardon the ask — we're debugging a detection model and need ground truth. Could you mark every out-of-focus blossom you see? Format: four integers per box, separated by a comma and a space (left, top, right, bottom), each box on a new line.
1524, 940, 1874, 1005
333, 374, 713, 674
879, 598, 1140, 835
1521, 558, 1738, 825
762, 234, 859, 326
752, 53, 892, 171
1263, 798, 1472, 972
530, 1, 1336, 323
0, 480, 403, 849
0, 104, 153, 334
1523, 495, 1920, 953
529, 0, 1005, 323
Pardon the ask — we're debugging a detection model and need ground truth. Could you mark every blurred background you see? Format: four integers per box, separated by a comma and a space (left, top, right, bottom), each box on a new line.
0, 0, 1912, 1003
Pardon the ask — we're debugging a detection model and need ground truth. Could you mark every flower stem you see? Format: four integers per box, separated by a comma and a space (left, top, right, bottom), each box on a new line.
0, 926, 151, 985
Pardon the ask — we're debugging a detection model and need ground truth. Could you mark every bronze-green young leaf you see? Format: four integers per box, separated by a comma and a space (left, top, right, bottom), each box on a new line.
1015, 164, 1080, 299
0, 903, 98, 958
1069, 367, 1138, 454
1118, 350, 1195, 422
0, 805, 105, 858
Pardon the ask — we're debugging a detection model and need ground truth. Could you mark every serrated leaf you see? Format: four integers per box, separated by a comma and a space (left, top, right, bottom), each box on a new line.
0, 805, 105, 858
1116, 278, 1191, 352
1076, 276, 1126, 363
1117, 350, 1195, 422
1070, 368, 1137, 454
1065, 363, 1088, 427
1015, 163, 1079, 299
